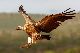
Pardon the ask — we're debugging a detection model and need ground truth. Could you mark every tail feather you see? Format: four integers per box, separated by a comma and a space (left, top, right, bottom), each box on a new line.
41, 35, 51, 40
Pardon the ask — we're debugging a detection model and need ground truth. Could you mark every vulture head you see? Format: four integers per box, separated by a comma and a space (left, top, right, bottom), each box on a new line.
16, 26, 23, 30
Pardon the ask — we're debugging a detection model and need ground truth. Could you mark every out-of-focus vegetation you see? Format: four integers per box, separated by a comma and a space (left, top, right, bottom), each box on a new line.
0, 13, 80, 53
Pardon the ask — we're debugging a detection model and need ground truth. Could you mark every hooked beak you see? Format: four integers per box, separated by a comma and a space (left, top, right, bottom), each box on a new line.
16, 27, 21, 30
16, 27, 19, 30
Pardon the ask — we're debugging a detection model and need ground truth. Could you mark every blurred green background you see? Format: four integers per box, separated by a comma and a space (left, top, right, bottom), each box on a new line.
0, 13, 80, 53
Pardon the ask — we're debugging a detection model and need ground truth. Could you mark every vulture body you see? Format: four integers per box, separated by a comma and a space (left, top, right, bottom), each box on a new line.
16, 5, 76, 48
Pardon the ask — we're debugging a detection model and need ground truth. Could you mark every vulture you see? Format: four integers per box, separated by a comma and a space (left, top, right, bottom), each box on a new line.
16, 5, 76, 48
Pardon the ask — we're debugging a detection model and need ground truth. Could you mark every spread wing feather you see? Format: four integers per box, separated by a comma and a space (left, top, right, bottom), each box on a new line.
18, 5, 35, 23
35, 8, 76, 33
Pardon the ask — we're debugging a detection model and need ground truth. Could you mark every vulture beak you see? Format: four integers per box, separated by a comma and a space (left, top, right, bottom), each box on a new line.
16, 26, 22, 30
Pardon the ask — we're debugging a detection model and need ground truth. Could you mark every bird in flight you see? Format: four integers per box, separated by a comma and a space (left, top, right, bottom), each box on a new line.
16, 5, 76, 48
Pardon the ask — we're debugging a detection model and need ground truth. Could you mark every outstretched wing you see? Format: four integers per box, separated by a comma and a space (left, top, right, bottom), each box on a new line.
35, 8, 76, 33
18, 5, 35, 23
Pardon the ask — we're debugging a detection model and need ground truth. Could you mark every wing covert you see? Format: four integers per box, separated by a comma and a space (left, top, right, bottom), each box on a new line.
35, 8, 76, 33
18, 5, 35, 23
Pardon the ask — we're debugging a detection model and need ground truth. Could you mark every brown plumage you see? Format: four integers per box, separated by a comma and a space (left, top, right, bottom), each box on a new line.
35, 13, 75, 33
16, 5, 76, 48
